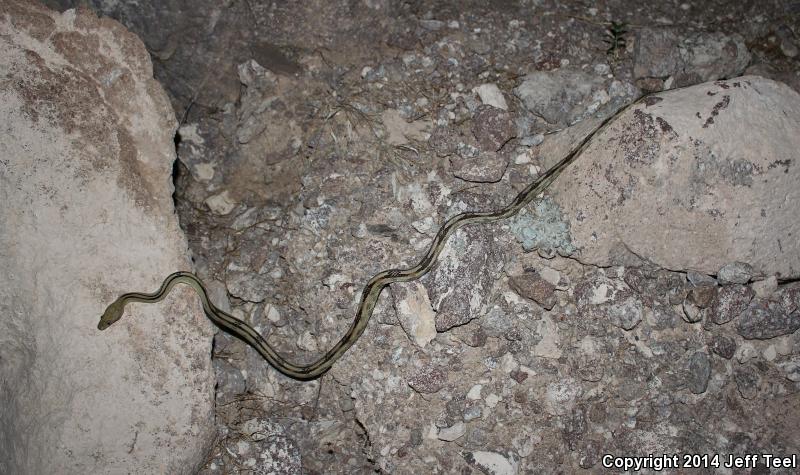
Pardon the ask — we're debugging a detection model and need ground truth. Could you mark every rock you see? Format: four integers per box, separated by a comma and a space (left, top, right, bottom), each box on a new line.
633, 28, 750, 84
514, 67, 604, 125
687, 271, 717, 286
734, 365, 760, 399
543, 77, 800, 279
687, 283, 718, 308
608, 296, 645, 330
778, 358, 800, 382
391, 282, 437, 347
437, 422, 466, 442
737, 302, 800, 340
419, 19, 444, 31
0, 3, 214, 473
710, 285, 754, 324
709, 335, 736, 359
423, 227, 503, 331
463, 451, 518, 475
682, 300, 703, 323
717, 261, 754, 285
508, 273, 557, 310
509, 198, 576, 255
776, 25, 799, 59
222, 419, 301, 474
685, 352, 711, 394
450, 149, 508, 182
473, 83, 509, 110
429, 125, 460, 157
206, 189, 238, 215
463, 405, 482, 421
776, 283, 800, 314
472, 105, 515, 152
751, 276, 778, 299
214, 358, 247, 405
408, 365, 447, 394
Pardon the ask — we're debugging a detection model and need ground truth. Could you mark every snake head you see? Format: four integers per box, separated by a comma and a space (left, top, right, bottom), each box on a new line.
98, 300, 125, 330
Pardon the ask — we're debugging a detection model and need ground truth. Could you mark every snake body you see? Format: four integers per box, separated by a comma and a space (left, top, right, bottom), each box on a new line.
99, 97, 640, 380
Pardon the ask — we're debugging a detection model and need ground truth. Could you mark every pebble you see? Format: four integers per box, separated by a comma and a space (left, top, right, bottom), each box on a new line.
467, 384, 483, 400
737, 301, 800, 340
463, 451, 518, 475
471, 105, 515, 152
686, 351, 711, 394
778, 358, 800, 382
437, 422, 466, 441
752, 276, 778, 299
473, 83, 509, 110
463, 405, 482, 421
710, 285, 754, 324
509, 273, 557, 310
717, 262, 754, 285
408, 365, 447, 394
709, 335, 736, 359
205, 190, 237, 215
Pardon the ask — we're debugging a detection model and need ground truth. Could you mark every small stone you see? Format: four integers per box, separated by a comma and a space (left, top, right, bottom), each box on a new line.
737, 301, 800, 340
391, 282, 437, 347
687, 271, 717, 286
687, 283, 718, 308
538, 267, 562, 288
485, 393, 501, 408
686, 351, 711, 394
734, 365, 760, 399
435, 311, 475, 333
735, 342, 758, 363
428, 126, 459, 157
623, 267, 650, 294
509, 273, 557, 310
463, 451, 518, 475
471, 105, 514, 152
450, 149, 508, 183
472, 83, 509, 110
709, 335, 736, 359
717, 262, 754, 285
463, 405, 482, 421
408, 365, 447, 394
710, 285, 754, 324
762, 345, 777, 361
205, 190, 237, 215
467, 384, 483, 400
682, 300, 703, 323
437, 422, 466, 442
296, 331, 318, 352
510, 370, 528, 384
751, 276, 778, 299
608, 296, 645, 330
778, 358, 800, 382
513, 67, 603, 125
776, 284, 800, 314
419, 19, 444, 31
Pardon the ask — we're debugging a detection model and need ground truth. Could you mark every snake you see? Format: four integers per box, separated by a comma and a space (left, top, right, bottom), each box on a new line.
98, 95, 645, 381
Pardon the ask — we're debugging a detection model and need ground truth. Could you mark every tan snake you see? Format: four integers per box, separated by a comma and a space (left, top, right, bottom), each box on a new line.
98, 96, 644, 380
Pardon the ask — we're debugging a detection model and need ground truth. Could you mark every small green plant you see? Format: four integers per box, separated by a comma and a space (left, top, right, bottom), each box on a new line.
604, 21, 628, 59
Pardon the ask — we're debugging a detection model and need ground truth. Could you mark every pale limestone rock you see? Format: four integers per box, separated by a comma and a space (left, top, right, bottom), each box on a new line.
391, 282, 437, 347
473, 83, 509, 110
540, 77, 800, 279
0, 2, 214, 473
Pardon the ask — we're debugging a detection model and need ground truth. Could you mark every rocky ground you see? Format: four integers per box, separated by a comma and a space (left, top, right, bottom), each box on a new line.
44, 1, 800, 473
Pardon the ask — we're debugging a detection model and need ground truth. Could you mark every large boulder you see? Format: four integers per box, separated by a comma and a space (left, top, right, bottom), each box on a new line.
537, 76, 800, 279
0, 2, 214, 473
